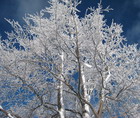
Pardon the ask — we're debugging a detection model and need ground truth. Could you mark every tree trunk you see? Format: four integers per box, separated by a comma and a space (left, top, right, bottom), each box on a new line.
58, 52, 65, 118
81, 65, 91, 118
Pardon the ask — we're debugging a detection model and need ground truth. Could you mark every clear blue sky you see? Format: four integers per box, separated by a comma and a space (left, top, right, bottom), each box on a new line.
0, 0, 140, 47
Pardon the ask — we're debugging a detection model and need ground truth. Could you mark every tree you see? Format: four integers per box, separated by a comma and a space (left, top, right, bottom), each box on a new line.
0, 0, 140, 118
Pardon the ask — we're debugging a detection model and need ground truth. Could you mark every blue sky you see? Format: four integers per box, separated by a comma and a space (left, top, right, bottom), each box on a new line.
0, 0, 140, 47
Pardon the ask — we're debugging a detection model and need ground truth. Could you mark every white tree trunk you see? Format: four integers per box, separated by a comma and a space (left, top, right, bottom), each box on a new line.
102, 71, 111, 102
81, 65, 90, 118
58, 51, 65, 118
59, 80, 65, 118
98, 70, 111, 117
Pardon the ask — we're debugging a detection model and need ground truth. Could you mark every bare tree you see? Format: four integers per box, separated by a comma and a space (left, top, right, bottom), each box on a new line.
0, 0, 140, 118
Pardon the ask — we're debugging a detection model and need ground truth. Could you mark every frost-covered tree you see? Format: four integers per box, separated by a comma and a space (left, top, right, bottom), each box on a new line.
0, 0, 140, 118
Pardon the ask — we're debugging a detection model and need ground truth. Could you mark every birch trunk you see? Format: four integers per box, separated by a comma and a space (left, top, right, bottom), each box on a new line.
81, 65, 91, 118
97, 71, 111, 117
58, 51, 65, 118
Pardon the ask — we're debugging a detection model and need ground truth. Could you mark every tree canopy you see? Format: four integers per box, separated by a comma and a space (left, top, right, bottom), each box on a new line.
0, 0, 140, 118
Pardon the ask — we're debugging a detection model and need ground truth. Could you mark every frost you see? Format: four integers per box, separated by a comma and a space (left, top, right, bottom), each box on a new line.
0, 0, 139, 118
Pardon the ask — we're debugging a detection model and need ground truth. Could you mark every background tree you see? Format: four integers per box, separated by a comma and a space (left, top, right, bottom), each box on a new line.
0, 0, 140, 118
